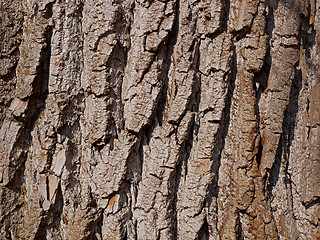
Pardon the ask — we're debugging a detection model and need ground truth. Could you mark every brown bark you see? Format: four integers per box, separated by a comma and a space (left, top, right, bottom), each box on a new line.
0, 0, 319, 239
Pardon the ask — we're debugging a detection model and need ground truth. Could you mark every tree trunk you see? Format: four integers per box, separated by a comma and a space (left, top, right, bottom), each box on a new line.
0, 0, 319, 239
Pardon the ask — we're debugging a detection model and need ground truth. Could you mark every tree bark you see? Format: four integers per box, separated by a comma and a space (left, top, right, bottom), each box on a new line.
0, 0, 319, 239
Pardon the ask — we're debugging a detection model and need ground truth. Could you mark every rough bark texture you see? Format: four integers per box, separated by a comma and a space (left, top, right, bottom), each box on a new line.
0, 0, 319, 239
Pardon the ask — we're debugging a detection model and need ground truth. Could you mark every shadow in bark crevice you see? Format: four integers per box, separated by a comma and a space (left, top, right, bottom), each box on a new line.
197, 217, 209, 240
172, 114, 195, 239
267, 64, 303, 239
267, 69, 302, 193
204, 41, 237, 238
235, 211, 244, 240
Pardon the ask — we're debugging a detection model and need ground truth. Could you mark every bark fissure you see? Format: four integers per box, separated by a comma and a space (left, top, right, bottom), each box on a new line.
1, 0, 319, 239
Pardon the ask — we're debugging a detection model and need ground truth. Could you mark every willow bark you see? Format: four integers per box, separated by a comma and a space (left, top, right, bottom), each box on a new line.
0, 0, 319, 239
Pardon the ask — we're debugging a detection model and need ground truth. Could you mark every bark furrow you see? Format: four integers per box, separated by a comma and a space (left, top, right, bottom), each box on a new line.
0, 0, 319, 239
